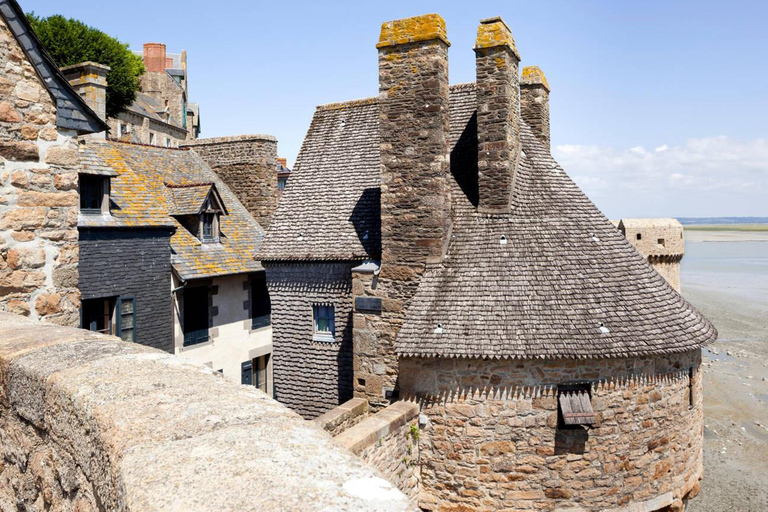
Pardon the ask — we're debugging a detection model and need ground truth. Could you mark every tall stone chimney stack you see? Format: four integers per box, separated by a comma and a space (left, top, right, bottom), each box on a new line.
143, 43, 167, 73
377, 13, 452, 266
520, 66, 550, 150
61, 62, 110, 138
474, 17, 521, 214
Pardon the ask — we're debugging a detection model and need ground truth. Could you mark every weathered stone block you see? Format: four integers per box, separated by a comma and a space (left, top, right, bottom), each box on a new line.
0, 140, 38, 161
0, 101, 20, 122
44, 147, 78, 167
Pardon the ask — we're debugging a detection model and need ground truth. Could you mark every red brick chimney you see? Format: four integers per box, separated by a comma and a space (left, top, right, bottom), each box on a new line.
143, 43, 167, 73
474, 17, 521, 214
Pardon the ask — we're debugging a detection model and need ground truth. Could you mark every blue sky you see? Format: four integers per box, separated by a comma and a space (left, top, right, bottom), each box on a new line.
25, 0, 768, 218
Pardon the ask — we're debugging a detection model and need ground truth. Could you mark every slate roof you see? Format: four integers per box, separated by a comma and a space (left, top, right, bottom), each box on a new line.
79, 141, 264, 280
0, 0, 108, 134
166, 183, 226, 216
125, 92, 186, 130
261, 83, 717, 360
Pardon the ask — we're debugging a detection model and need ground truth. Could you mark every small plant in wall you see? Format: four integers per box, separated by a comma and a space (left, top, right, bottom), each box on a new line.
409, 423, 420, 441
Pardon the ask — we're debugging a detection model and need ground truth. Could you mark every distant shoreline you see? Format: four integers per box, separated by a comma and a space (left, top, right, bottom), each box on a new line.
684, 225, 768, 243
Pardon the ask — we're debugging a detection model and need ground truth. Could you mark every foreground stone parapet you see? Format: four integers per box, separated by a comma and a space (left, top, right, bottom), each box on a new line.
0, 313, 413, 511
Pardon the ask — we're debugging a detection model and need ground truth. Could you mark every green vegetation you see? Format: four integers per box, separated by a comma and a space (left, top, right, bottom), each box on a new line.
684, 224, 768, 232
27, 13, 144, 117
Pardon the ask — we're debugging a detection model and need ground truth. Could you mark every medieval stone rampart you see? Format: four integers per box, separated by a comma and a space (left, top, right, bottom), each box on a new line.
399, 352, 703, 512
181, 135, 278, 229
617, 219, 685, 292
313, 397, 369, 436
333, 400, 421, 502
0, 312, 414, 511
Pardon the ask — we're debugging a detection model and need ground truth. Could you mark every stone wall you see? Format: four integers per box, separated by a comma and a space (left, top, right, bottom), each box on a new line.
313, 397, 370, 437
139, 71, 186, 134
335, 401, 421, 502
78, 227, 174, 352
400, 351, 703, 512
265, 261, 355, 419
0, 312, 414, 511
0, 15, 81, 325
181, 135, 278, 229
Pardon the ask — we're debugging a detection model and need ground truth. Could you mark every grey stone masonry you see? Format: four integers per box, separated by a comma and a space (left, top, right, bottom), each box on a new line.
0, 312, 414, 511
474, 17, 521, 214
182, 135, 278, 229
521, 66, 551, 150
265, 261, 355, 419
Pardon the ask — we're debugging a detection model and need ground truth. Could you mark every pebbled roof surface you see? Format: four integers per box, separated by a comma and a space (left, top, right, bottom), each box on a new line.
261, 84, 717, 359
79, 140, 264, 280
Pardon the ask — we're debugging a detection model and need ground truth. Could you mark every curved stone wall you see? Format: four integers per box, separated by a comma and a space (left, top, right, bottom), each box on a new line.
0, 313, 412, 511
399, 350, 703, 512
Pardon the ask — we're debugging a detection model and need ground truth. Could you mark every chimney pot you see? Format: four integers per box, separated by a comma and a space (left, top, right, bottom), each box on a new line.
521, 66, 551, 150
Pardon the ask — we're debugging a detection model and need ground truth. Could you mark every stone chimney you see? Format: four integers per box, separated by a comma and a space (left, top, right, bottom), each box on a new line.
61, 62, 110, 138
520, 66, 550, 150
143, 43, 167, 73
474, 17, 521, 214
377, 13, 452, 265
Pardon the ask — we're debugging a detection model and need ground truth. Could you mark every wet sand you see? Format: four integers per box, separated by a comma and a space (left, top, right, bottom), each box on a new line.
682, 231, 768, 511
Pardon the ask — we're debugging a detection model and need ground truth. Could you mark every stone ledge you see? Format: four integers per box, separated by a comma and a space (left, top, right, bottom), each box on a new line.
180, 134, 277, 146
0, 313, 413, 511
313, 397, 369, 435
335, 400, 419, 455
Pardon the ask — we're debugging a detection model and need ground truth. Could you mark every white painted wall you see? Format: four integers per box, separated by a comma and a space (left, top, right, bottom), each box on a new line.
172, 272, 272, 394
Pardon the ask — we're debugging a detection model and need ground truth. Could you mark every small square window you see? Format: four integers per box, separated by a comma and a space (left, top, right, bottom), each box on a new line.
658, 238, 665, 247
558, 383, 595, 427
636, 233, 642, 240
312, 304, 335, 342
80, 175, 107, 213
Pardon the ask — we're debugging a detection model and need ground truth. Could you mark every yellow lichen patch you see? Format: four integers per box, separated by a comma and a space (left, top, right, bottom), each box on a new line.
474, 16, 519, 59
376, 13, 450, 49
521, 66, 550, 91
494, 57, 507, 69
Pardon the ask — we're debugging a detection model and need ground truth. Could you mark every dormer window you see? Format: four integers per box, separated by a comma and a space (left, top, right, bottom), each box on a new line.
201, 212, 218, 242
79, 174, 109, 214
165, 182, 228, 244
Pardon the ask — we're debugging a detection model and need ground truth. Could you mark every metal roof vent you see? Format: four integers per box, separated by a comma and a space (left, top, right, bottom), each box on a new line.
499, 235, 508, 245
433, 323, 443, 334
363, 230, 369, 241
297, 233, 303, 241
599, 322, 610, 334
591, 233, 600, 242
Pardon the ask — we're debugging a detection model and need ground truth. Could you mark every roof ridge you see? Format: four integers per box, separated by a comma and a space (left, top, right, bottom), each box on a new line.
450, 82, 475, 91
316, 97, 378, 111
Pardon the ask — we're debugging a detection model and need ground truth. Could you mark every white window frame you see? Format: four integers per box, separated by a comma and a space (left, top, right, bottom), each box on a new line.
312, 303, 335, 343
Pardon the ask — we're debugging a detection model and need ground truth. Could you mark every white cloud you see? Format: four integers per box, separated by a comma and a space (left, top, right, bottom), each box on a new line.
552, 136, 768, 217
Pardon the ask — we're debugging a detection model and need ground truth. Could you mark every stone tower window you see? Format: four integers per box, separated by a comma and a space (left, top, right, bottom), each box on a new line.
658, 238, 666, 247
558, 383, 595, 427
636, 233, 642, 240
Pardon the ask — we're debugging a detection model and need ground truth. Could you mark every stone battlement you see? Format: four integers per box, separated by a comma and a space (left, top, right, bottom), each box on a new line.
0, 313, 413, 511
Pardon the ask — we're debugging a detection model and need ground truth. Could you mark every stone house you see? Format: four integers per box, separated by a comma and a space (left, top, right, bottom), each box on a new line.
0, 0, 107, 324
259, 13, 717, 511
107, 43, 201, 147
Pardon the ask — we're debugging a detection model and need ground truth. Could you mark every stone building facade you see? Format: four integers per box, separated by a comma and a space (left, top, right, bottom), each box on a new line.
259, 12, 717, 512
0, 0, 106, 325
181, 135, 278, 229
107, 42, 200, 146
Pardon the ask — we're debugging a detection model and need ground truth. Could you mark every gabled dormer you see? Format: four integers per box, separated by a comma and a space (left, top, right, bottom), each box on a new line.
166, 182, 228, 243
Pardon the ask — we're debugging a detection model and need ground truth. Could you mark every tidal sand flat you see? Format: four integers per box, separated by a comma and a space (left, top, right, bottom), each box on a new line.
682, 230, 768, 511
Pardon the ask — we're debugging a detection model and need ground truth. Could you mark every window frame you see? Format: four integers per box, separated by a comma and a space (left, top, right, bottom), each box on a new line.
312, 303, 336, 342
116, 296, 136, 343
79, 174, 109, 215
182, 286, 210, 347
251, 273, 271, 330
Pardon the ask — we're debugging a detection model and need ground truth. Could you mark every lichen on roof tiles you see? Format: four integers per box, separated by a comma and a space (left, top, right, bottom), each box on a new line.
81, 140, 264, 280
